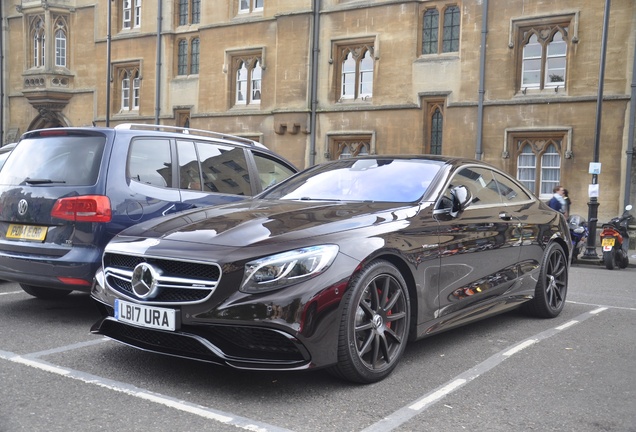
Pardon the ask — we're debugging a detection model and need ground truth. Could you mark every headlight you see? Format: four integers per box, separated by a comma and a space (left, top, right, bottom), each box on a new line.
240, 245, 339, 293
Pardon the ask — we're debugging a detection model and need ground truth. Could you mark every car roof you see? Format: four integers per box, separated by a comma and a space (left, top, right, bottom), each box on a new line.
19, 123, 267, 150
336, 154, 501, 169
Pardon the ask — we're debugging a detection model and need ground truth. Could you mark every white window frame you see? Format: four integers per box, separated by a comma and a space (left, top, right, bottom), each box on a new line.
134, 0, 142, 28
239, 0, 263, 14
337, 43, 374, 102
55, 29, 66, 67
234, 56, 262, 106
132, 73, 140, 109
123, 0, 132, 29
121, 72, 130, 110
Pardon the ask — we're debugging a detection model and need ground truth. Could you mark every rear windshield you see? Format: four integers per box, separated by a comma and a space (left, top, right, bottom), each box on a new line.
0, 135, 106, 186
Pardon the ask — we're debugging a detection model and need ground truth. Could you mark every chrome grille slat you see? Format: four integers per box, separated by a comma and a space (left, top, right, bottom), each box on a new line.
103, 252, 222, 305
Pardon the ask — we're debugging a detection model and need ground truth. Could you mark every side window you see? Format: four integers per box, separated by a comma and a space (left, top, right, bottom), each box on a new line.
453, 167, 502, 206
128, 139, 173, 188
187, 141, 252, 196
177, 140, 201, 190
491, 171, 532, 204
252, 152, 295, 190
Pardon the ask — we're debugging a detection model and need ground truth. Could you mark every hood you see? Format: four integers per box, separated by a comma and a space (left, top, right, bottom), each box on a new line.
117, 199, 418, 248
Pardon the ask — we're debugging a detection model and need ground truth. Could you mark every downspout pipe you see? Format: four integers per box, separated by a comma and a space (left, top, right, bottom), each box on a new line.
624, 31, 636, 209
154, 0, 162, 125
475, 0, 488, 161
1, 3, 5, 143
308, 0, 321, 167
106, 1, 112, 127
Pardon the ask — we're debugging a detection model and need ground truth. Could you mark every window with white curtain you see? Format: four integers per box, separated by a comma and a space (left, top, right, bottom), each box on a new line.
239, 0, 263, 13
31, 17, 46, 68
233, 54, 262, 106
515, 137, 563, 198
519, 23, 569, 90
337, 43, 374, 101
55, 29, 66, 67
118, 65, 141, 112
123, 0, 132, 29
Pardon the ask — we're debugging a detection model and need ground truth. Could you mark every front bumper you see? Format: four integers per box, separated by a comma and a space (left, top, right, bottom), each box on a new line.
90, 256, 358, 370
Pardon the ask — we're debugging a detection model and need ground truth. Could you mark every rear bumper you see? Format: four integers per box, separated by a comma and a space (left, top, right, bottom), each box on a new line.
0, 245, 101, 291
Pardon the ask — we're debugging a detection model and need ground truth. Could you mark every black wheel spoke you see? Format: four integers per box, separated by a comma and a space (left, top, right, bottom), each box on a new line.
386, 310, 406, 323
384, 288, 402, 311
371, 334, 381, 367
378, 333, 391, 364
384, 326, 403, 345
358, 330, 374, 356
356, 321, 374, 332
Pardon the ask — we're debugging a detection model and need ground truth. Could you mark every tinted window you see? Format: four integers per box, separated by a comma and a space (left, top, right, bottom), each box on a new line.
252, 152, 295, 190
0, 135, 105, 186
128, 139, 173, 188
177, 140, 201, 190
453, 167, 502, 206
179, 141, 252, 196
491, 171, 532, 203
263, 159, 442, 202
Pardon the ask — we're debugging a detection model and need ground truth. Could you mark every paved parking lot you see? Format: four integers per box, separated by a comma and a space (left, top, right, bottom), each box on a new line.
1, 265, 635, 432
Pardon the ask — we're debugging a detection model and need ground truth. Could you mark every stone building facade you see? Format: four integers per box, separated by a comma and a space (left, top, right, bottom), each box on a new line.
1, 0, 635, 221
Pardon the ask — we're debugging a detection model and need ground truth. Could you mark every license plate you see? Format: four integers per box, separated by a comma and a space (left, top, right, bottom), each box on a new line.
601, 238, 615, 247
6, 224, 48, 241
114, 299, 176, 331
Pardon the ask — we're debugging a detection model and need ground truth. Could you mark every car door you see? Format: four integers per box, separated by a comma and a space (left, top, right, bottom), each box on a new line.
123, 137, 185, 221
434, 166, 523, 318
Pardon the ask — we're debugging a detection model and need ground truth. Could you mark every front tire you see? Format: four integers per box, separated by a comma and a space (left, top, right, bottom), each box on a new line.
522, 243, 568, 318
329, 260, 410, 384
20, 284, 72, 299
603, 250, 616, 270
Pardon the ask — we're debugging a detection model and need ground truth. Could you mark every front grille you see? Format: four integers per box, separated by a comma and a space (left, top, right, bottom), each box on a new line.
103, 252, 221, 305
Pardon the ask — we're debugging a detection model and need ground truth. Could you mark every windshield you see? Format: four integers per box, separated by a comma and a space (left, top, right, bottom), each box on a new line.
0, 134, 106, 186
262, 158, 443, 203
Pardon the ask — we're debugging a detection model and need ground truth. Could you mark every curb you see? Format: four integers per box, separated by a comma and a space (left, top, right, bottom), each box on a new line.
573, 250, 636, 269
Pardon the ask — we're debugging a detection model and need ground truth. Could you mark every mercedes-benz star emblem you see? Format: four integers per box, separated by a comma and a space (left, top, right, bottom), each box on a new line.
17, 199, 28, 216
131, 262, 162, 299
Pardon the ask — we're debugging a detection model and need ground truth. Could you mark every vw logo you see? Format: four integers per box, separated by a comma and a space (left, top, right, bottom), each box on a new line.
131, 262, 162, 299
17, 199, 28, 216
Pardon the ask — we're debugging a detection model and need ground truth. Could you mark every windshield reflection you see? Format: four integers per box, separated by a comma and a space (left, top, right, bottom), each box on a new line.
262, 158, 443, 203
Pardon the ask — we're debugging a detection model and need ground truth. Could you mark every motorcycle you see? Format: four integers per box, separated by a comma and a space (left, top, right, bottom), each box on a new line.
600, 204, 633, 270
567, 214, 588, 263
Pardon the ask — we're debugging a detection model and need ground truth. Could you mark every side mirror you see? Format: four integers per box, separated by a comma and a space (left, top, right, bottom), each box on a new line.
449, 185, 472, 217
433, 185, 473, 218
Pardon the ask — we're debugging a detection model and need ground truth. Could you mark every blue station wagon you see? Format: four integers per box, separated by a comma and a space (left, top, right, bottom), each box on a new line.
0, 124, 297, 299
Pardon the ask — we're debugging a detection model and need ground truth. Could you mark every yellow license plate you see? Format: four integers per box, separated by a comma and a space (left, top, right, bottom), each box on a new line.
6, 224, 48, 241
601, 238, 615, 247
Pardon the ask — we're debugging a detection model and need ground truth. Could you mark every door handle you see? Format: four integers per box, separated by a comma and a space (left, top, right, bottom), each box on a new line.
499, 212, 512, 221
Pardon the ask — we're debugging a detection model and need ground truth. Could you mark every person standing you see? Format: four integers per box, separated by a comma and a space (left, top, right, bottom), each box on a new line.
548, 185, 567, 216
562, 188, 571, 219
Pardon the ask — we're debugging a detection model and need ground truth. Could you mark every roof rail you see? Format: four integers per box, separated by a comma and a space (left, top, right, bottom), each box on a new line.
114, 123, 264, 148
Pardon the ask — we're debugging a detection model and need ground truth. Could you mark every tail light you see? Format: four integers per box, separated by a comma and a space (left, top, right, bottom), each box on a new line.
51, 195, 112, 222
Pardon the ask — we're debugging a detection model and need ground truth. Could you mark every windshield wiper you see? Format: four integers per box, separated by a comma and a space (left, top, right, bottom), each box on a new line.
24, 178, 67, 185
296, 197, 342, 201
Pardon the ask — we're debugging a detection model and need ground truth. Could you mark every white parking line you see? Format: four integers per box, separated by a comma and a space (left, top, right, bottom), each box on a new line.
0, 290, 24, 296
361, 306, 609, 432
502, 339, 538, 357
0, 349, 294, 432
